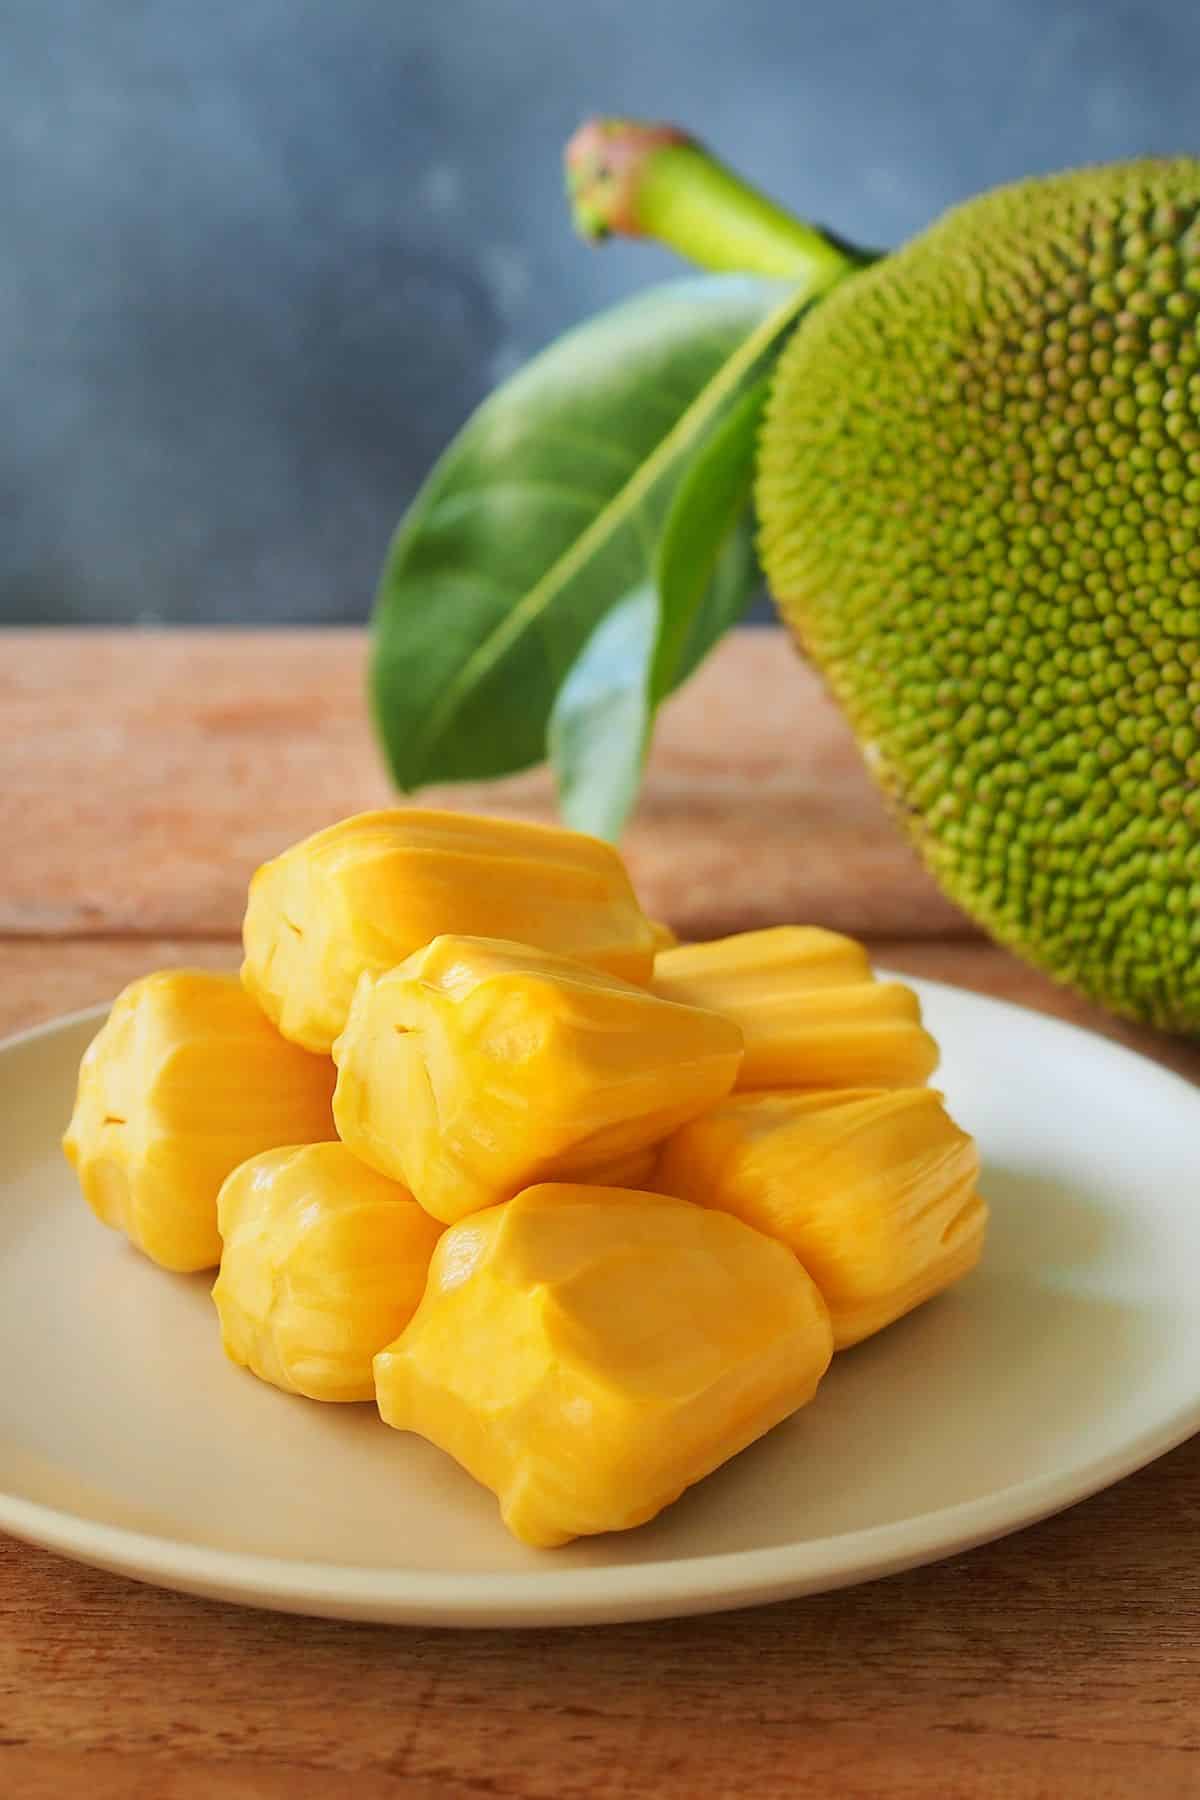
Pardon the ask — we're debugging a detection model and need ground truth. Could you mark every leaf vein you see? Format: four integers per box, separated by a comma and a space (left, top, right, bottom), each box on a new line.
425, 477, 615, 521
406, 287, 806, 779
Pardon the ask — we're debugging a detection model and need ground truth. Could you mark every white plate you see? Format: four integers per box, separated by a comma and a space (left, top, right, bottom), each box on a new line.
1, 980, 1198, 1627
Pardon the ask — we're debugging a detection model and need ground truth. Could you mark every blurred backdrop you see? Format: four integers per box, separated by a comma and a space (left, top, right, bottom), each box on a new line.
2, 0, 1194, 625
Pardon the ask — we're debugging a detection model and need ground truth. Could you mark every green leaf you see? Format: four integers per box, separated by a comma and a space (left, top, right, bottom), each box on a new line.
546, 583, 658, 841
369, 276, 805, 790
547, 376, 768, 841
651, 375, 769, 702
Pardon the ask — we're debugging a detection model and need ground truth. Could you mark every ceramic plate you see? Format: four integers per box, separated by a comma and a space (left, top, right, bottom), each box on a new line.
2, 980, 1198, 1627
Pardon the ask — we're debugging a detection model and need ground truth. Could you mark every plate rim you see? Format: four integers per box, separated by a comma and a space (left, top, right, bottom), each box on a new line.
4, 984, 1200, 1626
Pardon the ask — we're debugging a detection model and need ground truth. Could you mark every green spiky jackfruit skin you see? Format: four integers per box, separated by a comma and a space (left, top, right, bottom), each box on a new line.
759, 160, 1200, 1032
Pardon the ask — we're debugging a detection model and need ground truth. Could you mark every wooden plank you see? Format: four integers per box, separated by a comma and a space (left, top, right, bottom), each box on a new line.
0, 938, 237, 1039
2, 1731, 1199, 1800
0, 629, 969, 941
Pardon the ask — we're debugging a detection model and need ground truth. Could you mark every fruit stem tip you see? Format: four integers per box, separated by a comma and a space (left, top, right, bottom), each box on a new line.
564, 115, 866, 290
565, 118, 695, 241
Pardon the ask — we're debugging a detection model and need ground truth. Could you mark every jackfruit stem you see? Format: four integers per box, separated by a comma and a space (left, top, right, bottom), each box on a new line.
566, 118, 866, 295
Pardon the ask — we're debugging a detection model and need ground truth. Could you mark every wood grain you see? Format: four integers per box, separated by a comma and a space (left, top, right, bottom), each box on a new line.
5, 628, 1200, 1798
0, 939, 237, 1039
0, 629, 969, 940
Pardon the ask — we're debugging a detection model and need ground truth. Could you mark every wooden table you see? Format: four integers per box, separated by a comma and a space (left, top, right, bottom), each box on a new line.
3, 628, 1200, 1798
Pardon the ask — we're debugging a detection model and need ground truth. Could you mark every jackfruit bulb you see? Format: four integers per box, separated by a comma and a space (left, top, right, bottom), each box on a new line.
652, 927, 939, 1089
375, 1183, 833, 1547
242, 808, 658, 1053
63, 971, 336, 1272
332, 933, 743, 1223
213, 1142, 441, 1402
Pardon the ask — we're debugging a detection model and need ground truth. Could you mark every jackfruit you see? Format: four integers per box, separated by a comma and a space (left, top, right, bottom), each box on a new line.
758, 164, 1200, 1033
657, 925, 871, 999
652, 927, 938, 1088
242, 808, 657, 1052
569, 125, 1200, 1031
572, 1145, 661, 1189
62, 971, 336, 1272
655, 1087, 985, 1348
374, 1182, 833, 1547
331, 934, 743, 1223
213, 1142, 441, 1402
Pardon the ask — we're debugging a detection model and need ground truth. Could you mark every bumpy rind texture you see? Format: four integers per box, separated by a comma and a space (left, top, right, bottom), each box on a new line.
759, 160, 1200, 1031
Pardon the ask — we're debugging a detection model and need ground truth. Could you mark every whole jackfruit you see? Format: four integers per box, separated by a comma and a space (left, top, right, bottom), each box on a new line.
759, 162, 1200, 1032
565, 126, 1200, 1032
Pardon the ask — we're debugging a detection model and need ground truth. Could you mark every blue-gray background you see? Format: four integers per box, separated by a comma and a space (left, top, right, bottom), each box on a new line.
2, 0, 1192, 624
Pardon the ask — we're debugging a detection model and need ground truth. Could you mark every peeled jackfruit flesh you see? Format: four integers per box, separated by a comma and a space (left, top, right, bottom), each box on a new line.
656, 925, 872, 1000
241, 807, 658, 1053
374, 1182, 833, 1547
757, 160, 1200, 1032
62, 970, 336, 1272
213, 1142, 441, 1402
332, 934, 743, 1223
652, 927, 938, 1088
655, 1086, 985, 1349
571, 1144, 661, 1189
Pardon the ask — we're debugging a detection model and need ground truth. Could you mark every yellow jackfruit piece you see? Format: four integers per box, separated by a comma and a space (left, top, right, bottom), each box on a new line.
648, 918, 679, 952
374, 1182, 833, 1547
654, 924, 869, 999
212, 1143, 440, 1402
655, 1087, 985, 1349
62, 971, 336, 1272
652, 927, 938, 1089
573, 1145, 660, 1190
332, 935, 743, 1224
241, 808, 657, 1052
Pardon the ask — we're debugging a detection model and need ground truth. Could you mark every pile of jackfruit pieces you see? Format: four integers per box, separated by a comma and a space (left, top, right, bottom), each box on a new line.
63, 809, 986, 1549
